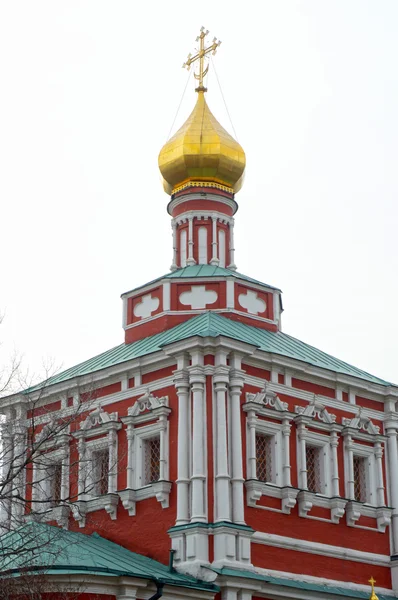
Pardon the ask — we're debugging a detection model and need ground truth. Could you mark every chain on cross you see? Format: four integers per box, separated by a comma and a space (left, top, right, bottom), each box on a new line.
183, 27, 221, 92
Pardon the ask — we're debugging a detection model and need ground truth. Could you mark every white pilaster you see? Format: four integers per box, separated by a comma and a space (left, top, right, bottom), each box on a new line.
187, 217, 196, 265
171, 220, 178, 270
375, 440, 386, 507
210, 215, 219, 265
228, 219, 237, 270
189, 351, 206, 522
385, 414, 398, 555
330, 429, 340, 497
175, 359, 190, 524
214, 351, 231, 523
126, 423, 135, 489
282, 417, 292, 486
229, 353, 246, 524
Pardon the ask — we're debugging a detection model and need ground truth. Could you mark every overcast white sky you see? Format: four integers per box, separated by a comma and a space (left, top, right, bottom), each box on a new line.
0, 1, 397, 386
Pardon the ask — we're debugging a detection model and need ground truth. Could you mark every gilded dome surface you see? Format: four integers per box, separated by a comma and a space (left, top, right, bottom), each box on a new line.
158, 91, 246, 195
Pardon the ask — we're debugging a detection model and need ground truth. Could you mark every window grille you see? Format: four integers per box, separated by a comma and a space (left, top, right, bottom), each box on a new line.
50, 463, 63, 506
256, 433, 273, 482
306, 445, 322, 493
144, 437, 161, 485
93, 448, 109, 496
353, 455, 367, 502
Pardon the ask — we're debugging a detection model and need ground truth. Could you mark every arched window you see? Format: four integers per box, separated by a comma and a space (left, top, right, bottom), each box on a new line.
218, 229, 226, 268
198, 227, 208, 264
180, 230, 187, 267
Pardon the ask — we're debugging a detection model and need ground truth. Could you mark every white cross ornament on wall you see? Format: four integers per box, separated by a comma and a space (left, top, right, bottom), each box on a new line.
238, 289, 266, 315
179, 285, 218, 310
133, 294, 160, 320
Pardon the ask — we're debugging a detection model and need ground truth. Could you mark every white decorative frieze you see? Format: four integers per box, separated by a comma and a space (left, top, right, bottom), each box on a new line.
246, 383, 288, 412
342, 408, 380, 434
295, 395, 336, 424
128, 389, 169, 416
238, 289, 266, 315
179, 285, 217, 309
133, 294, 160, 319
80, 406, 118, 431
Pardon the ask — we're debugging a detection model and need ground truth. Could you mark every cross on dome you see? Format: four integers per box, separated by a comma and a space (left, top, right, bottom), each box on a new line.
183, 27, 221, 92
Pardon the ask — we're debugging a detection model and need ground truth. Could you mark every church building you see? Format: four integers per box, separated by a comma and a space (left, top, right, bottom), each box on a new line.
1, 28, 398, 600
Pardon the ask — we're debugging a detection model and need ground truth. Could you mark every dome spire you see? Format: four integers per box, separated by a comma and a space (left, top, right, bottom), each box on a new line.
182, 27, 221, 93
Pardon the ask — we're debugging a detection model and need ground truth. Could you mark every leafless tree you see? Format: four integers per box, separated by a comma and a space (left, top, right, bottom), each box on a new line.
0, 318, 122, 580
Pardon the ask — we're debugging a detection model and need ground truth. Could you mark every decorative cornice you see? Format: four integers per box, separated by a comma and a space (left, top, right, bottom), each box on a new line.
245, 382, 288, 412
294, 395, 337, 424
128, 389, 169, 416
342, 407, 380, 434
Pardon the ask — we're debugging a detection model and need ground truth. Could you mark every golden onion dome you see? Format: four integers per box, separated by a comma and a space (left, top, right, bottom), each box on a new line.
158, 91, 246, 195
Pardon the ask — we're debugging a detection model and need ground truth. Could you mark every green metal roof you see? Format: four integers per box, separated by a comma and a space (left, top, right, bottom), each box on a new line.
122, 264, 281, 296
27, 312, 392, 392
0, 522, 217, 591
210, 568, 394, 600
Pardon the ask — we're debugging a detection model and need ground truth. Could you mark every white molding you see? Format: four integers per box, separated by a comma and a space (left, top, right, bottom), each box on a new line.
254, 566, 395, 597
252, 531, 390, 566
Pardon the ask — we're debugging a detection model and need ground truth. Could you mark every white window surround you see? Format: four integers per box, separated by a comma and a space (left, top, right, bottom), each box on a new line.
31, 424, 70, 528
119, 390, 171, 516
73, 406, 122, 527
295, 396, 347, 524
342, 410, 391, 532
243, 383, 298, 514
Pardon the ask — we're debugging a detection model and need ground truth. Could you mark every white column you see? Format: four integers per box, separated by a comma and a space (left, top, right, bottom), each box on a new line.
385, 415, 398, 554
60, 441, 69, 502
296, 419, 308, 489
228, 219, 237, 270
108, 429, 117, 493
330, 429, 340, 497
229, 354, 246, 524
189, 352, 206, 522
175, 357, 190, 525
344, 432, 355, 499
126, 423, 135, 489
0, 424, 14, 529
282, 417, 292, 486
10, 409, 27, 524
77, 437, 86, 499
247, 410, 257, 480
374, 440, 386, 507
187, 216, 196, 265
214, 352, 231, 522
159, 414, 167, 481
210, 215, 219, 265
171, 220, 178, 271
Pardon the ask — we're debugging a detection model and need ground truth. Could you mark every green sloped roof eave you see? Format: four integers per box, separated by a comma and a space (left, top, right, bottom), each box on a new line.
122, 264, 281, 297
0, 522, 217, 592
210, 568, 394, 600
24, 312, 393, 393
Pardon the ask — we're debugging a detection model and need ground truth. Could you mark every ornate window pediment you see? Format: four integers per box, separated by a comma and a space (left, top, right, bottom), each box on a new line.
295, 395, 336, 424
342, 408, 380, 435
80, 406, 118, 431
119, 390, 171, 516
128, 389, 169, 417
245, 383, 288, 412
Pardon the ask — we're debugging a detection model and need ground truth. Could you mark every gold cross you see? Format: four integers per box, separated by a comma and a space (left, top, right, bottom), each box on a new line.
183, 27, 221, 92
369, 577, 376, 589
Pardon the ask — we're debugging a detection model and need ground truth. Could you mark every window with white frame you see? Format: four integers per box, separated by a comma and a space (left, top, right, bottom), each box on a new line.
243, 385, 298, 515
294, 397, 349, 524
143, 436, 161, 485
73, 406, 121, 526
353, 455, 368, 503
49, 462, 63, 507
119, 391, 172, 516
255, 432, 275, 484
342, 410, 392, 532
305, 444, 323, 494
92, 447, 110, 497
